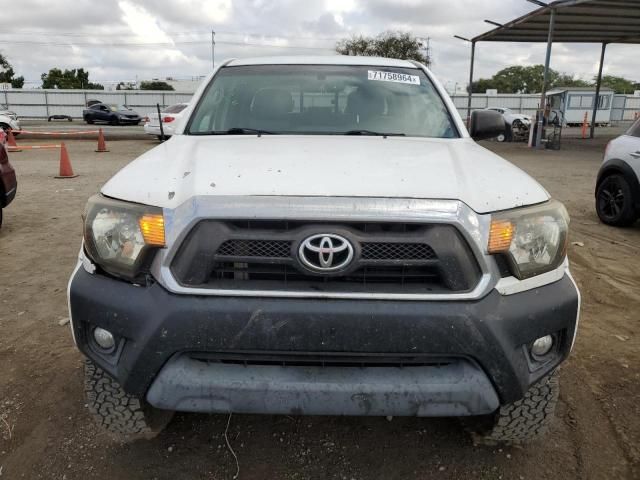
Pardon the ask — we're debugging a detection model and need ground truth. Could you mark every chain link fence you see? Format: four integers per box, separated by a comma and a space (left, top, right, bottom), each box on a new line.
2, 89, 639, 123
1, 89, 193, 119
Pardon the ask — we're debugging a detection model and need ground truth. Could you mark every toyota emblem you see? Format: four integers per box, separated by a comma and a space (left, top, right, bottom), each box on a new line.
298, 234, 354, 272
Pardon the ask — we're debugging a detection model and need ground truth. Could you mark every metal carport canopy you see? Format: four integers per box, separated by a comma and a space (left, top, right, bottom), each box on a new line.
474, 0, 640, 44
464, 0, 640, 145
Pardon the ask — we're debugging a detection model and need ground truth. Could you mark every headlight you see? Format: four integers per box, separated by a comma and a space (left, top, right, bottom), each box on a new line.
488, 200, 569, 279
83, 194, 165, 281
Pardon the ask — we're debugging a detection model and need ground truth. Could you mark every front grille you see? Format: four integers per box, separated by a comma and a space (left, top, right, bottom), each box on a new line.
361, 242, 436, 260
211, 262, 440, 289
171, 220, 481, 295
189, 351, 455, 369
218, 239, 291, 258
217, 239, 436, 262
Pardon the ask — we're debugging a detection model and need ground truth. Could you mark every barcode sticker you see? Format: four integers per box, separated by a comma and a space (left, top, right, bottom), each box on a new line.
368, 70, 420, 85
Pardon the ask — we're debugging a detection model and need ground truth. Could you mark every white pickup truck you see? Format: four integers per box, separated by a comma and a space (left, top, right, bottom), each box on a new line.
68, 56, 580, 444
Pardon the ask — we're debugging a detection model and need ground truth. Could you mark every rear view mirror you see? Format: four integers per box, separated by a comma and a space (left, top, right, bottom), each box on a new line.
469, 110, 506, 141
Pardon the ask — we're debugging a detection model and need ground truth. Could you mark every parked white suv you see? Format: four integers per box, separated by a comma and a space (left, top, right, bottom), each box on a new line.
596, 118, 640, 226
68, 56, 580, 444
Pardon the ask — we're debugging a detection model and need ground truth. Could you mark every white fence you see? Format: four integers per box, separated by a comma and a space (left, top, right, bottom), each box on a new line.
450, 93, 640, 123
2, 89, 639, 123
611, 95, 640, 121
1, 89, 193, 119
450, 94, 541, 119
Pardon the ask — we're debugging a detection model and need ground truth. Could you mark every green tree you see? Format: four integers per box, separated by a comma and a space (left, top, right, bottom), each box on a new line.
336, 31, 431, 67
471, 65, 591, 94
41, 68, 104, 89
598, 75, 638, 94
139, 80, 174, 91
0, 53, 25, 88
556, 73, 591, 89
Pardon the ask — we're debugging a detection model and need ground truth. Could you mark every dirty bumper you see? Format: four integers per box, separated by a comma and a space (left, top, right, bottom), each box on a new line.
69, 267, 579, 415
146, 355, 499, 416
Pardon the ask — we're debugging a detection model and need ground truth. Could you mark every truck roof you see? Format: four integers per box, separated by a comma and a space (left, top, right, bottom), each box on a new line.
226, 56, 419, 68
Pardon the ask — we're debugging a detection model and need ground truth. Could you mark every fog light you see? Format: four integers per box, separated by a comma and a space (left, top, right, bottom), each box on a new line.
93, 327, 115, 351
531, 335, 554, 357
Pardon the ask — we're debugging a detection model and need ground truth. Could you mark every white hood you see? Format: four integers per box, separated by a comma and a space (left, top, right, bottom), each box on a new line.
101, 135, 549, 214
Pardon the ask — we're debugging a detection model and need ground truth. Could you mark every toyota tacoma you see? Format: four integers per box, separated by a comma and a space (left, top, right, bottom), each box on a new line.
68, 56, 580, 444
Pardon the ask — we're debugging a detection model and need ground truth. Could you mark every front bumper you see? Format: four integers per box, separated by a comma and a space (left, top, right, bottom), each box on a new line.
69, 267, 579, 416
119, 117, 141, 124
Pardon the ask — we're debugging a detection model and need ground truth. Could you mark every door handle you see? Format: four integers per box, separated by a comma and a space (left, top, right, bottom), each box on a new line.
631, 151, 640, 159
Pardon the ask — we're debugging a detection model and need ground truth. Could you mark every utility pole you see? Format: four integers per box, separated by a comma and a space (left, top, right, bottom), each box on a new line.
535, 8, 556, 149
418, 36, 432, 68
211, 30, 216, 70
454, 35, 475, 126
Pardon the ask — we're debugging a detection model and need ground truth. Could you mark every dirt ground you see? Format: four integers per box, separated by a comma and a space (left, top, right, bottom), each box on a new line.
0, 131, 638, 480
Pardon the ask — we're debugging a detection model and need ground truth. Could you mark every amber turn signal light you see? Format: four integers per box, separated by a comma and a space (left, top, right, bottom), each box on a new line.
139, 214, 165, 246
488, 220, 514, 253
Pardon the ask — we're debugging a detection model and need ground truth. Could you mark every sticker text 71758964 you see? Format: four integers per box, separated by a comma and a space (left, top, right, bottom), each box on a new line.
368, 70, 421, 85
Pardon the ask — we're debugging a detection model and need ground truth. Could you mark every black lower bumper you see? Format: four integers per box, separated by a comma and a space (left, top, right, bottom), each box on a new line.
69, 268, 579, 415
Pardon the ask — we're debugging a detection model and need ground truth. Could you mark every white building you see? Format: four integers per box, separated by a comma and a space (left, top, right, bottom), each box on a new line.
546, 87, 615, 125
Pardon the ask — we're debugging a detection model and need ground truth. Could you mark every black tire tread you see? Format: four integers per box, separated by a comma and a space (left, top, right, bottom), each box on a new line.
596, 174, 637, 227
84, 359, 171, 438
476, 370, 559, 445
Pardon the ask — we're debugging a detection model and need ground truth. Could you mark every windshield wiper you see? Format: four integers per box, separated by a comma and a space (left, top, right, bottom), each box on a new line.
191, 127, 275, 136
342, 130, 405, 137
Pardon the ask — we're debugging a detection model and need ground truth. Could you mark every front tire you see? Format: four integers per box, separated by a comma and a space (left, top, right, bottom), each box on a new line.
84, 359, 173, 439
471, 371, 559, 445
596, 174, 637, 227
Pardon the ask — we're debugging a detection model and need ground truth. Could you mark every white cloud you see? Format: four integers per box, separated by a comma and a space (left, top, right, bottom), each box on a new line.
119, 2, 171, 43
0, 0, 636, 89
325, 0, 357, 14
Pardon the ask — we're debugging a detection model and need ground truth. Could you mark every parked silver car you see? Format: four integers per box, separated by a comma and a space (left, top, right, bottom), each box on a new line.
596, 118, 640, 226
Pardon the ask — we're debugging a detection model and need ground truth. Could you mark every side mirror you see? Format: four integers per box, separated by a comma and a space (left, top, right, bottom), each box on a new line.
469, 110, 506, 141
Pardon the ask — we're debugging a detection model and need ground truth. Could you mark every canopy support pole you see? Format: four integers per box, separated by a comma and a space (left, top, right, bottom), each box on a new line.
591, 42, 607, 139
466, 41, 476, 127
535, 7, 556, 149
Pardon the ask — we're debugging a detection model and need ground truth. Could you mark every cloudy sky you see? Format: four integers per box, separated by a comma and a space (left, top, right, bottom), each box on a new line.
1, 0, 638, 91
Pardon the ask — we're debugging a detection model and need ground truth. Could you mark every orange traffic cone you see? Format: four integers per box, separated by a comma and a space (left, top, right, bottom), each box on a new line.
7, 130, 21, 152
95, 128, 109, 152
55, 142, 78, 178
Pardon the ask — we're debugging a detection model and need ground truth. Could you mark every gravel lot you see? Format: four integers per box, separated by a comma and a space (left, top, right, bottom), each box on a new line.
0, 131, 638, 479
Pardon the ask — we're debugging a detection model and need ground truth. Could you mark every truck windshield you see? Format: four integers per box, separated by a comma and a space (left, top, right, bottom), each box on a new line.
187, 65, 458, 138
